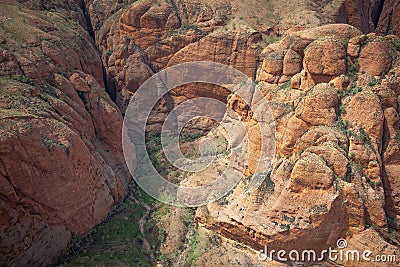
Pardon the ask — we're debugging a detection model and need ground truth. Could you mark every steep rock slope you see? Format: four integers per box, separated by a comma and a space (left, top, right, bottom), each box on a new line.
377, 0, 400, 35
82, 0, 400, 265
85, 0, 364, 125
196, 25, 400, 265
1, 0, 400, 266
0, 1, 131, 265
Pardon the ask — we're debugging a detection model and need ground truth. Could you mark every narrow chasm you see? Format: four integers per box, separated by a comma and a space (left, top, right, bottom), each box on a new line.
1, 0, 400, 266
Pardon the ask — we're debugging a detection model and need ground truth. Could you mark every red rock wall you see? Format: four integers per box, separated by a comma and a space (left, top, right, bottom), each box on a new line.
0, 1, 131, 265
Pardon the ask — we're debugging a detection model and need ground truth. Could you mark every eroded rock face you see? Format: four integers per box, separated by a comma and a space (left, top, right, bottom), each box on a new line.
377, 0, 400, 35
83, 0, 400, 131
86, 0, 264, 116
196, 30, 400, 265
341, 0, 385, 33
2, 0, 400, 265
295, 83, 339, 125
0, 1, 131, 265
358, 36, 393, 76
337, 0, 400, 37
84, 0, 373, 123
258, 24, 362, 86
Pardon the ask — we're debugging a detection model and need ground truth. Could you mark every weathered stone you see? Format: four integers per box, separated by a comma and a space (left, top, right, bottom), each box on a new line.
359, 38, 392, 76
295, 83, 339, 126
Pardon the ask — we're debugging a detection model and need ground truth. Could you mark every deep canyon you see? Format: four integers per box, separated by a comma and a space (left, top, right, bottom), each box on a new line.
0, 0, 400, 266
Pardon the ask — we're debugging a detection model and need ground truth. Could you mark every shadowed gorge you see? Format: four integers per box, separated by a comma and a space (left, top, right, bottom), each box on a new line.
0, 0, 400, 266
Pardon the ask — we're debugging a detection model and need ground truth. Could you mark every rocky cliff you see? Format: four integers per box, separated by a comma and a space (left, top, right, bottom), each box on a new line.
85, 0, 400, 126
1, 0, 400, 266
85, 0, 373, 120
0, 1, 130, 265
196, 24, 400, 265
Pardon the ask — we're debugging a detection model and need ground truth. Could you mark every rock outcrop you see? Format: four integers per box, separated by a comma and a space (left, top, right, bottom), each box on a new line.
341, 0, 384, 33
258, 24, 362, 85
377, 0, 400, 35
196, 27, 400, 265
85, 0, 375, 120
2, 0, 400, 266
0, 1, 131, 265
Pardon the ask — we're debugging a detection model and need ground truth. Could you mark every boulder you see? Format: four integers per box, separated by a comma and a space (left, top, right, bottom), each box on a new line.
295, 83, 339, 125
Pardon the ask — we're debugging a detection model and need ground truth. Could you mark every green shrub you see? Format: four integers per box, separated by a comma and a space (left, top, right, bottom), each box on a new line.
309, 204, 328, 215
346, 56, 358, 78
13, 75, 34, 85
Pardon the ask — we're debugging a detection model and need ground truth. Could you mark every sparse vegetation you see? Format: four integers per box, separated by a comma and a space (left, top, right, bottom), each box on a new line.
42, 138, 68, 153
335, 174, 347, 182
368, 76, 380, 87
39, 93, 49, 102
217, 195, 229, 205
339, 83, 363, 98
102, 49, 112, 56
279, 223, 290, 231
57, 195, 153, 266
256, 171, 274, 193
282, 214, 295, 223
347, 127, 376, 153
348, 162, 366, 179
278, 81, 290, 90
338, 103, 346, 115
3, 0, 400, 266
368, 179, 380, 187
396, 129, 400, 143
346, 55, 359, 78
13, 75, 34, 85
334, 117, 349, 132
178, 23, 202, 35
309, 204, 328, 215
